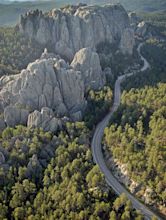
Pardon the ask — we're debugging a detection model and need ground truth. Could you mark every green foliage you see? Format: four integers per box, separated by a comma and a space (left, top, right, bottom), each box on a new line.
122, 38, 166, 90
120, 0, 166, 12
139, 11, 166, 36
122, 12, 166, 91
105, 83, 166, 209
97, 41, 139, 84
84, 86, 113, 129
142, 38, 166, 72
0, 122, 143, 219
122, 12, 166, 90
1, 6, 165, 220
0, 0, 68, 27
0, 27, 43, 76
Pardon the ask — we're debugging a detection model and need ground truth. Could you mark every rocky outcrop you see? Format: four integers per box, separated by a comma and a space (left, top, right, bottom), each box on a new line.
19, 4, 135, 60
0, 50, 86, 127
0, 151, 5, 165
143, 188, 156, 205
27, 107, 62, 132
135, 21, 153, 39
128, 12, 141, 26
71, 48, 105, 90
26, 154, 42, 179
0, 47, 106, 128
0, 3, 136, 130
120, 28, 135, 55
4, 106, 29, 127
136, 21, 149, 38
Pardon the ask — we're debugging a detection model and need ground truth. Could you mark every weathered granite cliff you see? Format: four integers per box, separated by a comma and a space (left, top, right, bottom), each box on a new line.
71, 47, 105, 91
0, 47, 105, 129
19, 4, 135, 60
0, 4, 136, 131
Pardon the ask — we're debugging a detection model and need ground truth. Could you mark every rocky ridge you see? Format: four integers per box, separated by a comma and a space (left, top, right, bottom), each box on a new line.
19, 4, 135, 60
0, 47, 105, 131
0, 3, 137, 132
71, 47, 105, 91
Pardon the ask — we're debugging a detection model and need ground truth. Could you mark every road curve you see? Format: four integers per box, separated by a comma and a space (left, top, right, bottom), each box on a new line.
91, 43, 162, 220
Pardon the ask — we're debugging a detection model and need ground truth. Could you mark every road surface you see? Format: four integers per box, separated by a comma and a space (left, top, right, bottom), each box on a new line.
91, 43, 162, 220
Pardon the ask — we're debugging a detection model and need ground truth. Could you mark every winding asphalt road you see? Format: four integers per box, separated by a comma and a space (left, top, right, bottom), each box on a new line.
91, 43, 162, 220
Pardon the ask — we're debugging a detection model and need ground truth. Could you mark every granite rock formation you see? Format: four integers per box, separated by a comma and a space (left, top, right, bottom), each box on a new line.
120, 28, 135, 55
0, 48, 105, 128
0, 3, 137, 130
19, 4, 135, 60
71, 47, 105, 90
27, 107, 62, 132
0, 50, 85, 127
4, 106, 29, 127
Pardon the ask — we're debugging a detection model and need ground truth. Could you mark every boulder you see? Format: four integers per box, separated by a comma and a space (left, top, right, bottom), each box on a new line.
70, 111, 82, 122
143, 188, 156, 205
4, 106, 29, 127
27, 107, 62, 132
71, 48, 105, 90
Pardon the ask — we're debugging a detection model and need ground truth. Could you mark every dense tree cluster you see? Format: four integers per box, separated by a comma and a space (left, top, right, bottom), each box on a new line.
96, 41, 139, 84
122, 38, 166, 90
105, 83, 166, 210
122, 12, 166, 91
0, 27, 43, 76
84, 86, 113, 129
142, 38, 166, 72
0, 11, 165, 219
140, 11, 166, 37
0, 123, 144, 220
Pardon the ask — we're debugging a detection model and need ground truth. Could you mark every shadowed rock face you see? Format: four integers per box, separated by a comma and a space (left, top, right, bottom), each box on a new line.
120, 28, 135, 55
19, 4, 135, 60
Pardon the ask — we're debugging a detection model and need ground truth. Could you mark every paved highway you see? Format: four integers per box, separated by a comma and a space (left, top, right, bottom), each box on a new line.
91, 43, 162, 220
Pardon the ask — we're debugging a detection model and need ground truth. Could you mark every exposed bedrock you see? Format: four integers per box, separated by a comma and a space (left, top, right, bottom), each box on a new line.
19, 4, 135, 60
0, 3, 137, 130
71, 47, 105, 91
0, 48, 105, 129
27, 107, 63, 133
